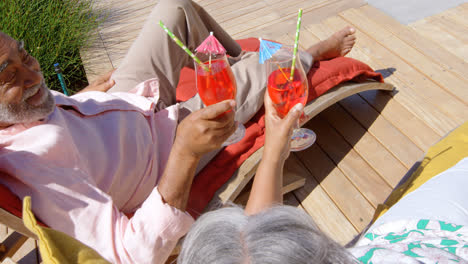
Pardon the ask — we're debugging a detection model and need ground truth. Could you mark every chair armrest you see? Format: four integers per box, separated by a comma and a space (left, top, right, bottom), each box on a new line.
0, 208, 37, 239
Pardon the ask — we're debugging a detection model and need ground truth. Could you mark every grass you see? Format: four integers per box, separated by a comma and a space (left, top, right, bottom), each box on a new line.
0, 0, 104, 94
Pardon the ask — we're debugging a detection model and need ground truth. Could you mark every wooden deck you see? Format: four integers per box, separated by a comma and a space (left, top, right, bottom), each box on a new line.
2, 1, 468, 263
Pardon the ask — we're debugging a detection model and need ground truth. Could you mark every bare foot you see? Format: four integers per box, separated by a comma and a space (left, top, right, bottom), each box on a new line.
306, 26, 356, 62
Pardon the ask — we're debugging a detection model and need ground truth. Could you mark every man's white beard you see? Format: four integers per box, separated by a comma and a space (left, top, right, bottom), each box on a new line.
0, 79, 56, 125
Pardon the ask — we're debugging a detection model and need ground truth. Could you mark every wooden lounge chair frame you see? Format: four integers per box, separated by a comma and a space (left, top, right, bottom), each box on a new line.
0, 80, 394, 262
0, 198, 36, 262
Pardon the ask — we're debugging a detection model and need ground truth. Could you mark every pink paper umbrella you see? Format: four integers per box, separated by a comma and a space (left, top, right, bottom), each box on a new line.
195, 32, 226, 54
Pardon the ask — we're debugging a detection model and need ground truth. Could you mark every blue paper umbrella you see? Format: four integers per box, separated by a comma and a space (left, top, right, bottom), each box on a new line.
258, 38, 283, 64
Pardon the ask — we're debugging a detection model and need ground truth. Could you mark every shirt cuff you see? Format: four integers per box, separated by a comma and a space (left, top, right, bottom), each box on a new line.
131, 187, 195, 242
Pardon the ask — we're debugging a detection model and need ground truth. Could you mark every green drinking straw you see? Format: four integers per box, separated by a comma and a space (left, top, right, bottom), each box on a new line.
290, 8, 303, 81
158, 20, 209, 72
54, 63, 69, 96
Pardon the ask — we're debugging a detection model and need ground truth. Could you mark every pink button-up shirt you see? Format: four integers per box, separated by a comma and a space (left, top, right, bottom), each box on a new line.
0, 79, 195, 264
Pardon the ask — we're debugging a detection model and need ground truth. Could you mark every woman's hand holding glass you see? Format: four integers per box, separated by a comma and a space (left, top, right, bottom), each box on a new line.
263, 90, 303, 163
266, 46, 316, 151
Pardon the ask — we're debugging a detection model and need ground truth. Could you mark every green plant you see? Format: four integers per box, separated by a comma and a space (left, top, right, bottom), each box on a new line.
0, 0, 104, 94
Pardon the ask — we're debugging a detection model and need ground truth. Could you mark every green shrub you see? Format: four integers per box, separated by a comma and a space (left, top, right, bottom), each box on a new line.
0, 0, 104, 94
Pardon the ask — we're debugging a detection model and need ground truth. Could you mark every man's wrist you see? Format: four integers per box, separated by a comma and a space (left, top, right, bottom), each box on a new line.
172, 141, 201, 163
158, 142, 201, 211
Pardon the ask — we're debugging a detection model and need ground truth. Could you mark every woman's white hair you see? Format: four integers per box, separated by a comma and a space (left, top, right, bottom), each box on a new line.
178, 205, 356, 264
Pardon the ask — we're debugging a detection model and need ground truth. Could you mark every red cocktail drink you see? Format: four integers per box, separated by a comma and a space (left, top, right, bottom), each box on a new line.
194, 52, 245, 145
264, 45, 316, 151
196, 59, 236, 106
267, 68, 307, 117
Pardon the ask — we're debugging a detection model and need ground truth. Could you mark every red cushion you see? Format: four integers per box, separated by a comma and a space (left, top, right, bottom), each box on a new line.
0, 173, 47, 227
0, 179, 23, 218
308, 57, 383, 100
0, 38, 383, 222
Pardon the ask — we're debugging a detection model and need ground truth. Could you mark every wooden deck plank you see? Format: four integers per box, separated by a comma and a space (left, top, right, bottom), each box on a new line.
291, 153, 359, 244
82, 0, 157, 78
308, 17, 460, 135
312, 112, 395, 198
410, 18, 468, 62
284, 191, 357, 246
359, 89, 441, 150
313, 16, 456, 138
276, 35, 295, 46
290, 20, 429, 163
95, 0, 160, 69
286, 27, 439, 154
235, 0, 364, 40
300, 27, 429, 173
359, 5, 468, 89
428, 16, 468, 44
295, 136, 374, 232
212, 0, 285, 19
195, 0, 223, 6
319, 104, 407, 186
297, 27, 322, 49
272, 0, 334, 18
303, 26, 440, 173
219, 3, 284, 36
223, 0, 305, 36
340, 8, 468, 105
441, 6, 468, 26
224, 0, 357, 37
338, 94, 425, 166
205, 0, 271, 24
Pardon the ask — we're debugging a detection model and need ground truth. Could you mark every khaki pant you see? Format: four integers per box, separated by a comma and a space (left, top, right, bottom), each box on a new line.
109, 0, 313, 171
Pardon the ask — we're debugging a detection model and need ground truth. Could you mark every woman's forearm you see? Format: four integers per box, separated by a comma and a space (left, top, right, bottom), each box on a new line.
245, 152, 285, 215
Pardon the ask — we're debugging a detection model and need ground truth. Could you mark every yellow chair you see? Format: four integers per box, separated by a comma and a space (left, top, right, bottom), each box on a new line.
22, 196, 110, 264
373, 120, 468, 221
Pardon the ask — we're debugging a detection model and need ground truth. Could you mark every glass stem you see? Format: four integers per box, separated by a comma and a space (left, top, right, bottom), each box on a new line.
292, 119, 304, 139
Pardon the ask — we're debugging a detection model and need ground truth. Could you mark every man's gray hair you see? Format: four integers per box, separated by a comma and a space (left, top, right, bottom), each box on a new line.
179, 205, 356, 264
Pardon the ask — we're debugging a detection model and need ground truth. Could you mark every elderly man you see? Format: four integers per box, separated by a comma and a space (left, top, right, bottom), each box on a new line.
0, 0, 356, 263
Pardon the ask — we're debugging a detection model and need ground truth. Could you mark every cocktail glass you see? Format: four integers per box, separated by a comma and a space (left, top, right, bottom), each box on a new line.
266, 46, 316, 151
194, 52, 245, 146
